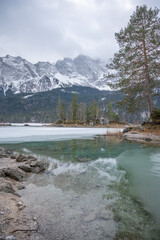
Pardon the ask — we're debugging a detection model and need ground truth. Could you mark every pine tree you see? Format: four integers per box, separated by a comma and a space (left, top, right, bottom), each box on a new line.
107, 102, 113, 121
71, 94, 78, 122
56, 96, 61, 120
69, 103, 73, 121
107, 5, 160, 116
107, 102, 119, 122
90, 100, 97, 122
86, 107, 91, 123
96, 104, 101, 123
60, 103, 66, 123
79, 102, 86, 122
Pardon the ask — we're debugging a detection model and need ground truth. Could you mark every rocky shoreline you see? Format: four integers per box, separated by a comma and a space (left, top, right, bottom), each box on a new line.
122, 126, 160, 145
123, 132, 160, 144
0, 147, 48, 240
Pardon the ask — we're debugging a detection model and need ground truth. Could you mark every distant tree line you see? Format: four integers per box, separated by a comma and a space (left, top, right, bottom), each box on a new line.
56, 94, 119, 124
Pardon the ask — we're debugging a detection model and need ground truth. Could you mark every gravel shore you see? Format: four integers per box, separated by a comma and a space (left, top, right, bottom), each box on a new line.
0, 147, 48, 240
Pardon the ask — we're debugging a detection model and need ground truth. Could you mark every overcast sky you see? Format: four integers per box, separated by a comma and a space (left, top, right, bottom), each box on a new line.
0, 0, 159, 63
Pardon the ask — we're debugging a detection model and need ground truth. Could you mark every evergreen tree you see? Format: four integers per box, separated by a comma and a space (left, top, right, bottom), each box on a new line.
79, 102, 86, 122
69, 103, 73, 121
86, 107, 91, 123
90, 100, 97, 122
56, 96, 61, 119
60, 103, 66, 123
107, 102, 113, 121
72, 94, 78, 122
107, 102, 119, 122
96, 104, 101, 123
107, 5, 160, 116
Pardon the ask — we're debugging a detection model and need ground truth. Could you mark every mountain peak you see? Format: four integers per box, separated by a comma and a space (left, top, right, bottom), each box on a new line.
4, 54, 23, 60
74, 54, 91, 61
0, 54, 110, 94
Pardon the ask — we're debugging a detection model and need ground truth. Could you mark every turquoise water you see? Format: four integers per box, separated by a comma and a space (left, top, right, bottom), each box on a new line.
118, 147, 160, 224
1, 132, 160, 239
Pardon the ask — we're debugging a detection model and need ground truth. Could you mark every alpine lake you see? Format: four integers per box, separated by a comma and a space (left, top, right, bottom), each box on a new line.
0, 126, 160, 240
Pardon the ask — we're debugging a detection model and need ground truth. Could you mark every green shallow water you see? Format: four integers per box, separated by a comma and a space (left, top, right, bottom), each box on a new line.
1, 136, 160, 239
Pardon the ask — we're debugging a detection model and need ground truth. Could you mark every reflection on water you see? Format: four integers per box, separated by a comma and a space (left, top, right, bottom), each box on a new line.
1, 136, 136, 162
1, 137, 160, 239
151, 153, 160, 177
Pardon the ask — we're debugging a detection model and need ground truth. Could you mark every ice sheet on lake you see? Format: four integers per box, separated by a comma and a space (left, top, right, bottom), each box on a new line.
0, 127, 123, 143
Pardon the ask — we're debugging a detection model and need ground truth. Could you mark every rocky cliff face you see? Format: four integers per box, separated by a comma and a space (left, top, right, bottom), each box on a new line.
0, 54, 111, 95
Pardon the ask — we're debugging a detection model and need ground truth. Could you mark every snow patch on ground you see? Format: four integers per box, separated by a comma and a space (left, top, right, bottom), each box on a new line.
23, 94, 34, 99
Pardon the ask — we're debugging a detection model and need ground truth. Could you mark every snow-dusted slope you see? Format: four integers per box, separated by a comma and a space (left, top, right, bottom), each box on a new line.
0, 54, 111, 94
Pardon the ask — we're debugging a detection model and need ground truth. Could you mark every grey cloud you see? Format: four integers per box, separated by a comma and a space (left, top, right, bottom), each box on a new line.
0, 0, 159, 63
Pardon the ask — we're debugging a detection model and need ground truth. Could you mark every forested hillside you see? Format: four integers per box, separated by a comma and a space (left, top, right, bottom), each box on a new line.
0, 86, 122, 122
1, 85, 159, 123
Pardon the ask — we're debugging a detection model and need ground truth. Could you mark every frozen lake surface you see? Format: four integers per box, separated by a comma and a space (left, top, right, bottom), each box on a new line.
0, 126, 122, 143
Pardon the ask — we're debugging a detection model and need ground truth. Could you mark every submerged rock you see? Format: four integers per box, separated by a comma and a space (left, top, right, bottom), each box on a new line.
17, 185, 25, 190
76, 158, 91, 162
84, 212, 97, 222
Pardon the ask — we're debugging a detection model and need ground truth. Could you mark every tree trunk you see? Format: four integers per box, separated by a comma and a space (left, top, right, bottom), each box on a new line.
142, 38, 154, 115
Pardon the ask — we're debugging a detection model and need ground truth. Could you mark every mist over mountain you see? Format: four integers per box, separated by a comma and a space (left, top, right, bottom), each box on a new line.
0, 54, 111, 96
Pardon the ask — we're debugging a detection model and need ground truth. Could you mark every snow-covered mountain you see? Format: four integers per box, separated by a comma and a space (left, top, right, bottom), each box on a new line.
0, 54, 111, 95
